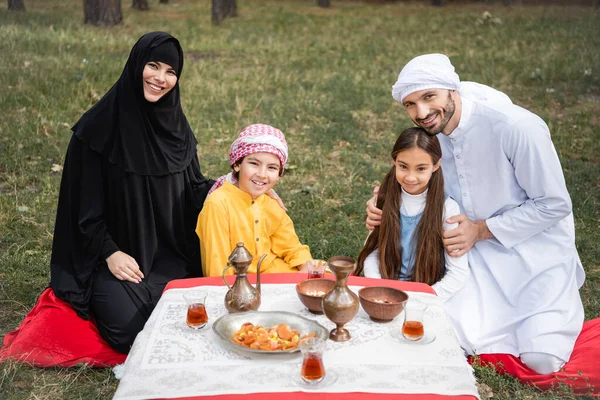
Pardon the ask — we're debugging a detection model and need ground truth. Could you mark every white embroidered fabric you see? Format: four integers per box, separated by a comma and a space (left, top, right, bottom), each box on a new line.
113, 284, 479, 400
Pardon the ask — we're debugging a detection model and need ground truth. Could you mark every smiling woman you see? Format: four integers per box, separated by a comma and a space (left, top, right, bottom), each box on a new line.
3, 32, 215, 356
142, 60, 178, 102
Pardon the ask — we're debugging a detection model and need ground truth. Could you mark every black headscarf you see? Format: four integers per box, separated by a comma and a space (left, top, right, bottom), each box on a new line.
73, 31, 197, 176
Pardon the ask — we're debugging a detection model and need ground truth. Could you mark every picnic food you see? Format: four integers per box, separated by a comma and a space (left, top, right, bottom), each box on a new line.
372, 298, 396, 304
232, 322, 315, 351
306, 290, 326, 297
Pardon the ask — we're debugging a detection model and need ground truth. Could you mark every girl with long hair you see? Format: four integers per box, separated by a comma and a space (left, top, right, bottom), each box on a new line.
355, 127, 469, 301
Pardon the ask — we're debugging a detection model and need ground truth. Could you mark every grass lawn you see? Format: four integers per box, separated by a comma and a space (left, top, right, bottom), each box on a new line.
1, 0, 598, 398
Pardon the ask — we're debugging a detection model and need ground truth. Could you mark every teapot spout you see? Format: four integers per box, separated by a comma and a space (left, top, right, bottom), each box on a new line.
256, 254, 267, 294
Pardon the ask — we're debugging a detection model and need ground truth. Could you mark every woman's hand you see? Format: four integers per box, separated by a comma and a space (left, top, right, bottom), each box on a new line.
106, 251, 144, 283
266, 189, 287, 211
366, 186, 382, 230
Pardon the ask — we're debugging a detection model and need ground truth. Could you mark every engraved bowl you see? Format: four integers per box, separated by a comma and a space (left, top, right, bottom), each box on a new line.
358, 286, 408, 323
296, 278, 336, 314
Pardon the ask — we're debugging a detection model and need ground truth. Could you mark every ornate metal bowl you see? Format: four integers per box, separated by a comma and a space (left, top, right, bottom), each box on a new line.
212, 311, 329, 354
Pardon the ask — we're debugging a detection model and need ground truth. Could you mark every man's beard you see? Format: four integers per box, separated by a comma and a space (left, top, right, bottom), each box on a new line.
415, 92, 456, 135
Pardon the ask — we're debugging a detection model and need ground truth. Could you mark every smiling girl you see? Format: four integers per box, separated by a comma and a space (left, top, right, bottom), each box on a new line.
196, 124, 312, 277
355, 127, 469, 302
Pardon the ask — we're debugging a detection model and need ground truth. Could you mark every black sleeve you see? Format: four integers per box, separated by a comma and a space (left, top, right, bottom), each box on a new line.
50, 136, 118, 319
182, 156, 215, 278
189, 155, 215, 215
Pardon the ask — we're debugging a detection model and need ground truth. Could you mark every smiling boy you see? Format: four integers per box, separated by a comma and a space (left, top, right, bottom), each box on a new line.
196, 124, 312, 277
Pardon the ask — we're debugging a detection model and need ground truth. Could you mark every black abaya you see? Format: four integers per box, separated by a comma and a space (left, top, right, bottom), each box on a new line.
50, 136, 212, 351
49, 32, 214, 353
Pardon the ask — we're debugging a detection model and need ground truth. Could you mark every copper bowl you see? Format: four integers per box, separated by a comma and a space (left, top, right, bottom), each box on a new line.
358, 286, 408, 322
296, 278, 336, 314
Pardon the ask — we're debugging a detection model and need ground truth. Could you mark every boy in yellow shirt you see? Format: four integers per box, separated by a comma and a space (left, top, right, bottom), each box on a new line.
196, 124, 312, 277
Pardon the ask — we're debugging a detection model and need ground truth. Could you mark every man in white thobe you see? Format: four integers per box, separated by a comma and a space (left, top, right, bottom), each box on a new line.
367, 54, 585, 374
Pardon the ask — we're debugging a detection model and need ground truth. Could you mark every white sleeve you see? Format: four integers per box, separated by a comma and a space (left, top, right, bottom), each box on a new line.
363, 248, 382, 279
485, 118, 572, 249
432, 198, 470, 303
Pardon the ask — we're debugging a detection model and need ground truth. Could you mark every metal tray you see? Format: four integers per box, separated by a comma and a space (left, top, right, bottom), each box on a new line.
212, 311, 329, 354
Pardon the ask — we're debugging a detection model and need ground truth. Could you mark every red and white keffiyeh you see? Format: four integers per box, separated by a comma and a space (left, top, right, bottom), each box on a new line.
209, 124, 288, 194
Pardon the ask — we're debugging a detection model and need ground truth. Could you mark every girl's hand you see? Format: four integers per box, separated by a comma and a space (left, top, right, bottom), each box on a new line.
266, 189, 287, 211
366, 186, 382, 230
106, 251, 144, 283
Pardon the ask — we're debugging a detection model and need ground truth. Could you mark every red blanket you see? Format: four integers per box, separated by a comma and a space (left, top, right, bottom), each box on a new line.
471, 318, 600, 396
0, 288, 126, 367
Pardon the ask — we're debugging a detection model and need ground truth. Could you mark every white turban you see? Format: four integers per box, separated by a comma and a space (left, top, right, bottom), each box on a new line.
391, 53, 513, 107
391, 54, 460, 103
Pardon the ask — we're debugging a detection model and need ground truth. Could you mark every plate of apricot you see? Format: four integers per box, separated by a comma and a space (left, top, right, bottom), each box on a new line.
212, 311, 329, 353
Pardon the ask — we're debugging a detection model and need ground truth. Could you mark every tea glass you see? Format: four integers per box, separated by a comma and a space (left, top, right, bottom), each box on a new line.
299, 337, 327, 384
307, 260, 326, 280
401, 299, 427, 341
183, 290, 208, 329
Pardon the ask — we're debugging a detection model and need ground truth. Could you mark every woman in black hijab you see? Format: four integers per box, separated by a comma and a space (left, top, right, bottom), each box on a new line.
49, 32, 213, 353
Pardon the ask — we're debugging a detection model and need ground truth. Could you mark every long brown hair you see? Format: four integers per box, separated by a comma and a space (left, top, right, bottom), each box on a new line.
356, 127, 445, 285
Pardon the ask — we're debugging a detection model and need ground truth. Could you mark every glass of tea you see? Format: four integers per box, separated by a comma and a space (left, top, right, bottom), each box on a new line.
401, 299, 426, 341
299, 337, 327, 385
307, 260, 326, 280
183, 290, 208, 329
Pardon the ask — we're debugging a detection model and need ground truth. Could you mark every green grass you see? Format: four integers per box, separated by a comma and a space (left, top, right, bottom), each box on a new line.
1, 0, 599, 398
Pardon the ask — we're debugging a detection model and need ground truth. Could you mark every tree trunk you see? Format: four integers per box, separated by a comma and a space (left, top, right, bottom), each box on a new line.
159, 0, 168, 3
132, 0, 149, 10
432, 0, 446, 6
212, 0, 237, 25
84, 0, 122, 26
8, 0, 26, 11
225, 0, 237, 17
317, 0, 330, 7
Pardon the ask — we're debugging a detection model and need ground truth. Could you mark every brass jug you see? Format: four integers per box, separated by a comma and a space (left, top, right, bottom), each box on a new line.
222, 242, 267, 313
322, 256, 359, 342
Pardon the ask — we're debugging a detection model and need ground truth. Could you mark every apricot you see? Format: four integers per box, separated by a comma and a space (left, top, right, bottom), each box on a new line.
243, 333, 256, 345
276, 323, 293, 340
257, 333, 269, 344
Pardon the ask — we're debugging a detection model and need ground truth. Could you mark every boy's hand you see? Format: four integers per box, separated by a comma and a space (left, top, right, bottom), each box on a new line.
297, 261, 310, 272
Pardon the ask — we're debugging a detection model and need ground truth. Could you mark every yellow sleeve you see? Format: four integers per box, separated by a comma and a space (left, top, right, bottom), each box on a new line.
196, 200, 231, 277
270, 212, 312, 269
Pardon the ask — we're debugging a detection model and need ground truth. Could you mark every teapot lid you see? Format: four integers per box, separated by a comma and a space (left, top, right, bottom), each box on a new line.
229, 242, 253, 265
